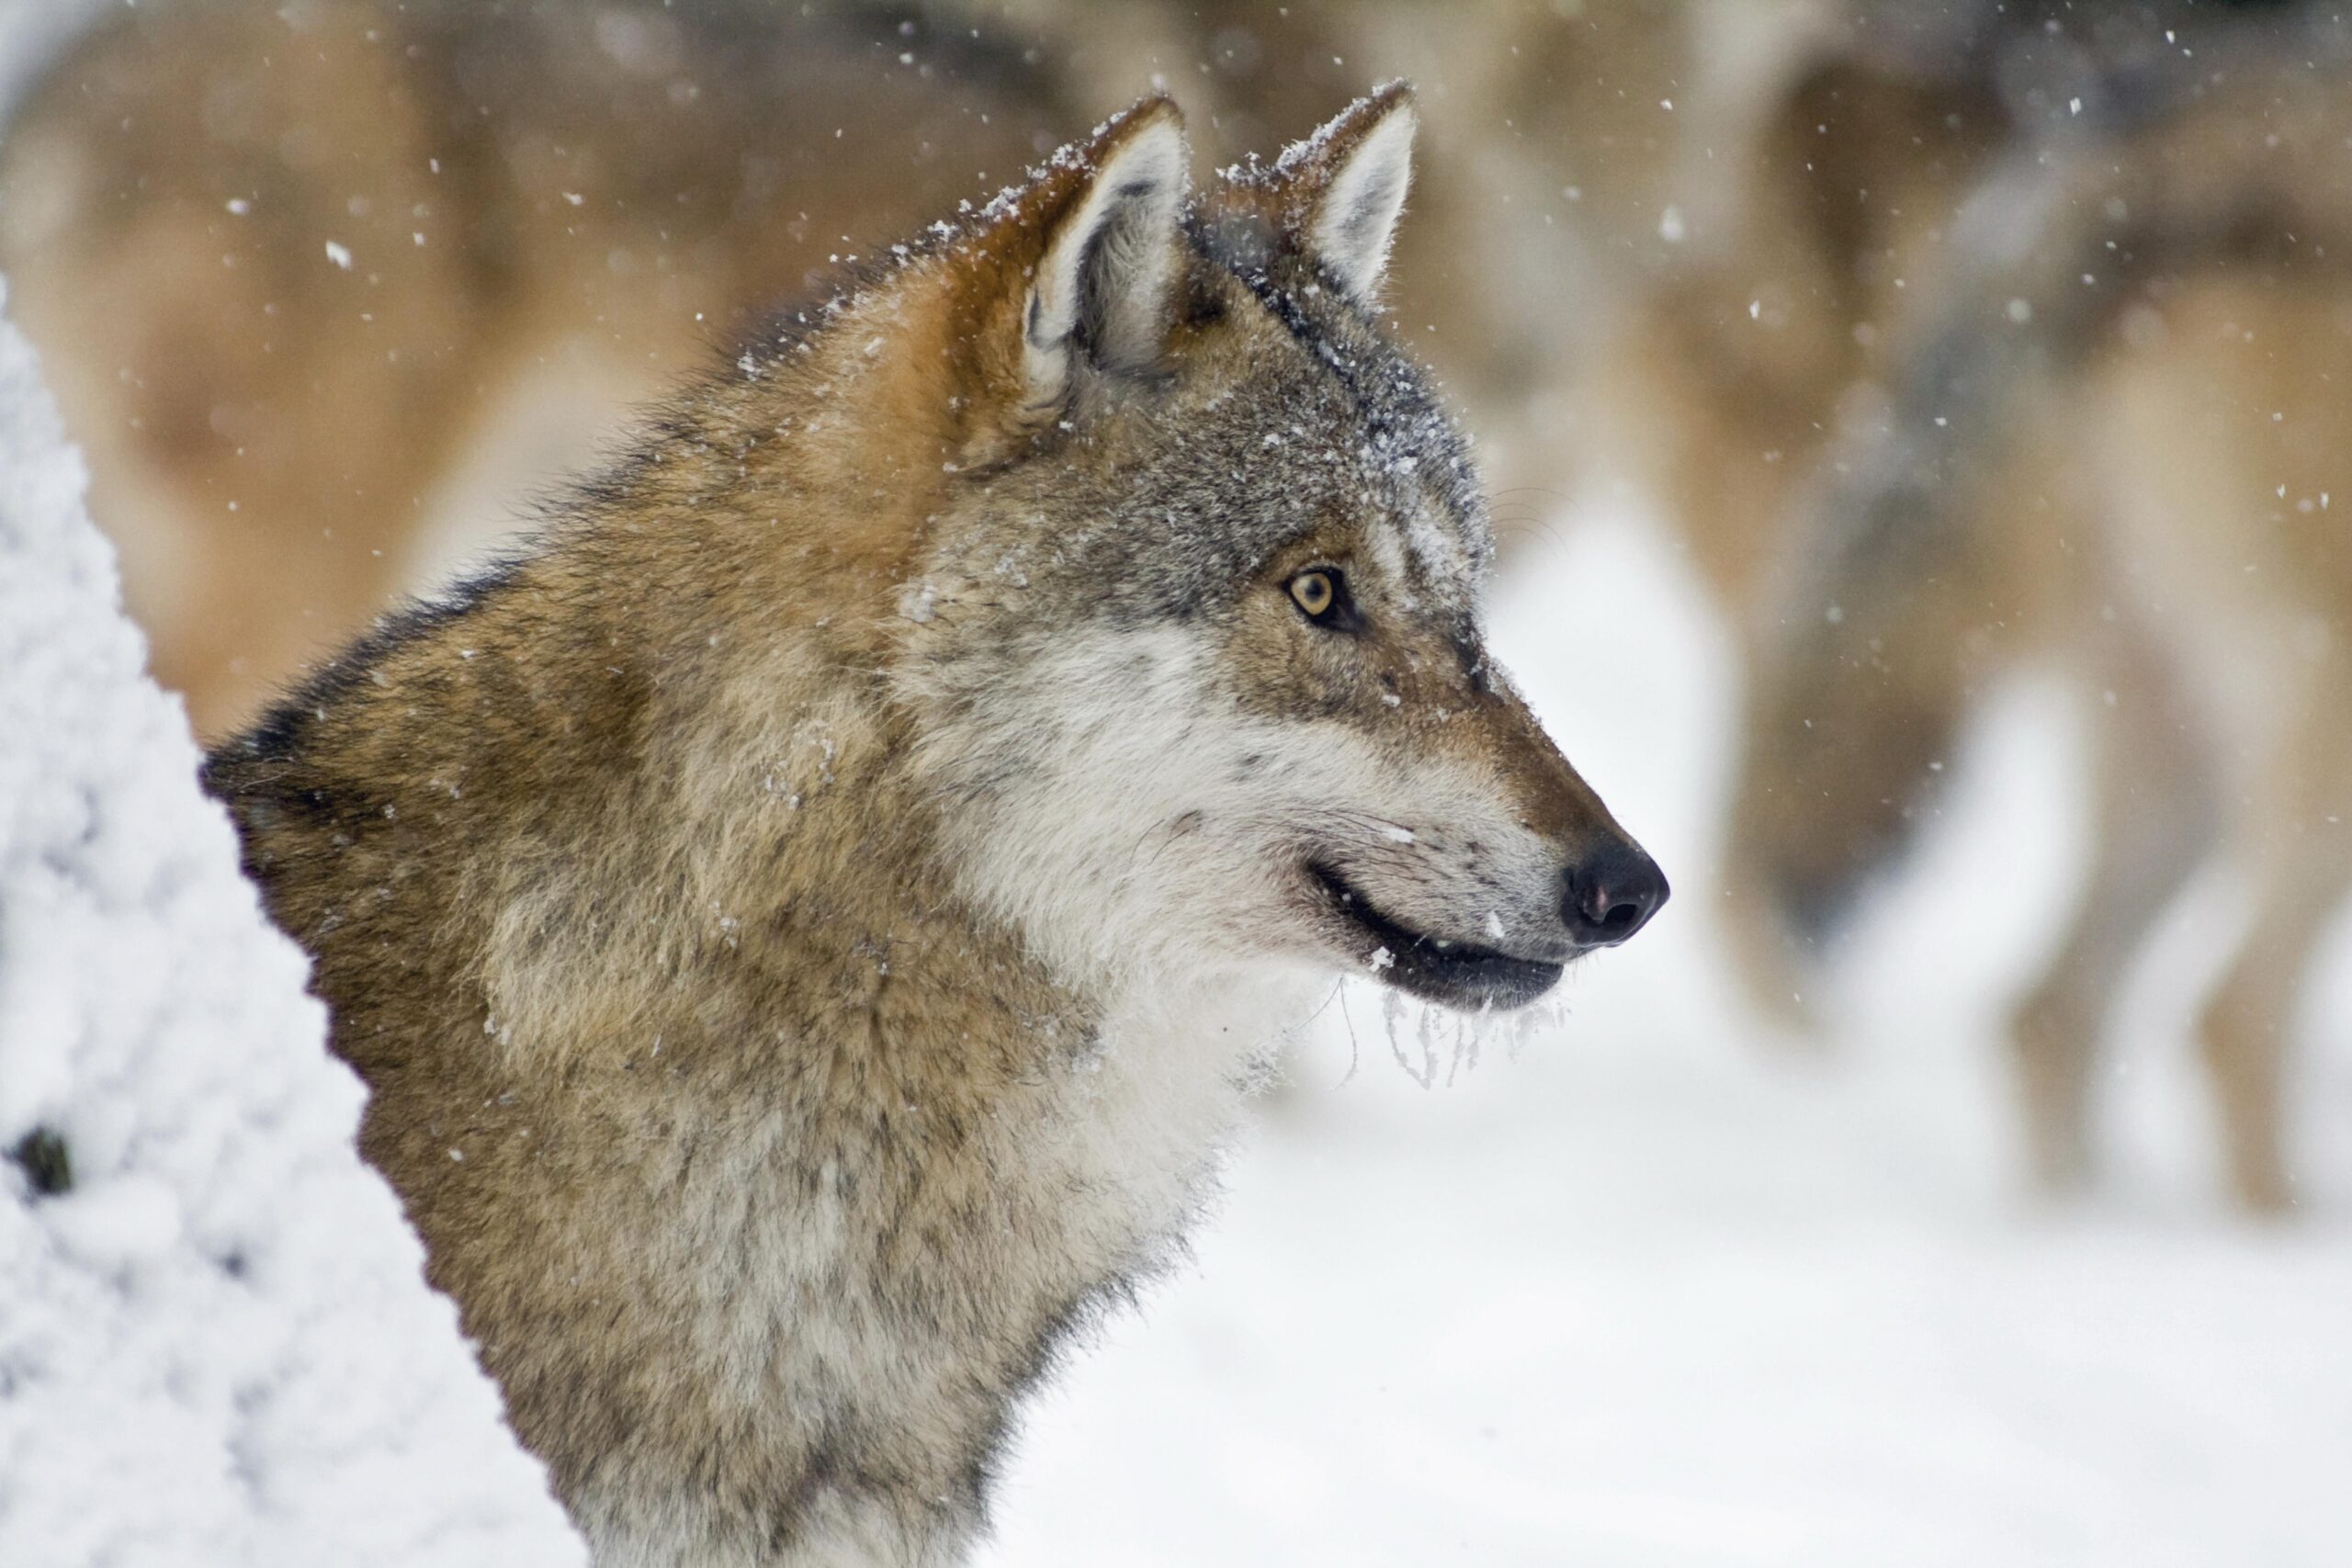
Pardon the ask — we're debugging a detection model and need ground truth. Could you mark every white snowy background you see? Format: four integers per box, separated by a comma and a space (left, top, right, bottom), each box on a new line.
978, 510, 2352, 1566
3, 3, 2349, 1565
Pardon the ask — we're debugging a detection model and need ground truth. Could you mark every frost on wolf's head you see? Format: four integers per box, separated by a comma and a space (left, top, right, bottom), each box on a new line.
0, 290, 582, 1567
894, 88, 1668, 1020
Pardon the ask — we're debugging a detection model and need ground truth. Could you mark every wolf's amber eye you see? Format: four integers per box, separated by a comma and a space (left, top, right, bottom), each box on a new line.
1289, 569, 1340, 623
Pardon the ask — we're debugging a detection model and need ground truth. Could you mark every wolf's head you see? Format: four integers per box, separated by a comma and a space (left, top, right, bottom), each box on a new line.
754, 89, 1665, 1010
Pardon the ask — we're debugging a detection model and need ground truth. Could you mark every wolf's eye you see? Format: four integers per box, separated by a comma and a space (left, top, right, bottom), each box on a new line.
1288, 568, 1353, 627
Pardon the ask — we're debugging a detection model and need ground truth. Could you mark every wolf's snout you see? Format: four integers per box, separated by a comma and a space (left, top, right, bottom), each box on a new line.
1564, 841, 1668, 949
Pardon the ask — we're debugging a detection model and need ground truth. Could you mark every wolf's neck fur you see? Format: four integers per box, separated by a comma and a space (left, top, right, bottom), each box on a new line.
208, 246, 1305, 1563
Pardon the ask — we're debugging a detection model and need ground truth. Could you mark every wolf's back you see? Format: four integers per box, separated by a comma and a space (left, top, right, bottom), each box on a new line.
1881, 11, 2352, 468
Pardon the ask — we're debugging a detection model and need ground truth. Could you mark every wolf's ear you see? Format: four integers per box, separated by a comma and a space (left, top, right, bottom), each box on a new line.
1018, 99, 1190, 417
1276, 84, 1418, 303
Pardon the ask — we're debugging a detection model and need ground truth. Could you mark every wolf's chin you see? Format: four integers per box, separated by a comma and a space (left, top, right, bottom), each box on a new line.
1303, 862, 1566, 1011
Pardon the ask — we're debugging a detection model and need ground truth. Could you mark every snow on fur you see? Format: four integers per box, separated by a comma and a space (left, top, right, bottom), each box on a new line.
0, 287, 584, 1568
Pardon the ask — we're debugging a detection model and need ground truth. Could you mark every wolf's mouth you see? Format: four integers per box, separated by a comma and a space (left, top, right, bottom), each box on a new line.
1305, 863, 1565, 1010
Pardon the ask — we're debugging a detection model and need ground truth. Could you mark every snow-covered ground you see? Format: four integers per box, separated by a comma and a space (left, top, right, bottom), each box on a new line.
978, 512, 2352, 1567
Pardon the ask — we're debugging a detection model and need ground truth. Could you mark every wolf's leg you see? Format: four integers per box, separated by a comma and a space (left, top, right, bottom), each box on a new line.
2196, 674, 2352, 1213
2007, 613, 2219, 1192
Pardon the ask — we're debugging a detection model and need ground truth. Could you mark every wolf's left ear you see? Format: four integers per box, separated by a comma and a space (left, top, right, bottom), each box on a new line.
1278, 83, 1418, 303
1019, 99, 1190, 416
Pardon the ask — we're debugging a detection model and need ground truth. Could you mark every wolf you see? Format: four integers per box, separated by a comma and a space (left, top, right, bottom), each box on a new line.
1724, 12, 2352, 1210
204, 88, 1668, 1564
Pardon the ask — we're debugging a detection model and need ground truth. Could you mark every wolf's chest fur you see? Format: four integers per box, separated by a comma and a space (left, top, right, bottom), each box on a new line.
537, 964, 1290, 1565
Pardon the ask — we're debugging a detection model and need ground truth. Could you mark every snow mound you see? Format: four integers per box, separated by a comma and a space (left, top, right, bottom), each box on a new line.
0, 286, 584, 1567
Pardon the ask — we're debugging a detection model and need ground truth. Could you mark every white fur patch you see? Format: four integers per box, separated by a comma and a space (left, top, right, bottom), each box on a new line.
1309, 102, 1417, 303
1023, 110, 1189, 413
916, 623, 1570, 997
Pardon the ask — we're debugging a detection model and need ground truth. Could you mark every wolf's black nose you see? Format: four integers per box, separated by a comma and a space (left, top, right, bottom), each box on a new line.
1564, 842, 1669, 949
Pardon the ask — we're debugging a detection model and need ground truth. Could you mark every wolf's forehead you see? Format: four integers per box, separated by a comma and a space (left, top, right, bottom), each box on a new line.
1217, 254, 1491, 599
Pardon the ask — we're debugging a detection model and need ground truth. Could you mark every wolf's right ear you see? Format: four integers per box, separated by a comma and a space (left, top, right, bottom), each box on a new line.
1009, 100, 1190, 423
1268, 84, 1418, 304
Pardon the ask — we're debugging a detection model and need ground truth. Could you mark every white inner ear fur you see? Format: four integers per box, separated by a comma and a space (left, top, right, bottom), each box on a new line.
1311, 104, 1417, 302
1023, 116, 1189, 415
